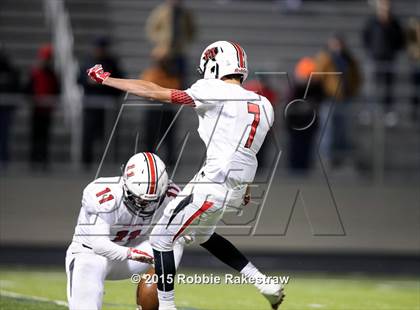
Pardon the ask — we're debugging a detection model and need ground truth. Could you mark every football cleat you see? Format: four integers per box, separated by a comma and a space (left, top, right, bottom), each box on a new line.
259, 283, 285, 309
158, 300, 177, 310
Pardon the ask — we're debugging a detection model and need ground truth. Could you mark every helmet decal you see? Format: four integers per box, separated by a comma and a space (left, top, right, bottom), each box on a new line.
203, 47, 218, 61
201, 47, 218, 78
126, 164, 135, 178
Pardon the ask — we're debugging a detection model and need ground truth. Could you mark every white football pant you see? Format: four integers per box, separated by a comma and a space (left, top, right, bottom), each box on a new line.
65, 240, 183, 310
150, 171, 246, 251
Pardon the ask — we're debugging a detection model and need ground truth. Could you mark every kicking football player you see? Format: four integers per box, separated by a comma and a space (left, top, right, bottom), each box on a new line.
65, 152, 184, 310
87, 41, 284, 310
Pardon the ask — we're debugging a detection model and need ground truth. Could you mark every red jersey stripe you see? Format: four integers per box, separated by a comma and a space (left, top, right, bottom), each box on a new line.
172, 201, 214, 242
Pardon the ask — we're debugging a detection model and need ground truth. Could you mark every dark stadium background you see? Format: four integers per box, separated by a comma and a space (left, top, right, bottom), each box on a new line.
0, 0, 419, 277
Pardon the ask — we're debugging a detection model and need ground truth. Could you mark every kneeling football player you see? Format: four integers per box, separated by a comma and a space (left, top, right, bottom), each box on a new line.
65, 152, 184, 310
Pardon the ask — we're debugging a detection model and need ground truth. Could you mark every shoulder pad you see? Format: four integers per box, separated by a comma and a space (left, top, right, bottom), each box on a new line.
82, 177, 122, 214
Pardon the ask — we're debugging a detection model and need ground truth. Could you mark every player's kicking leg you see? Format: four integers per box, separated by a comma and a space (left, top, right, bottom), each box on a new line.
140, 231, 284, 310
201, 233, 284, 309
149, 182, 226, 310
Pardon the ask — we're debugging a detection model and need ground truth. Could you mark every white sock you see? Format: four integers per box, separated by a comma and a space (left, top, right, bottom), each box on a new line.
157, 289, 175, 302
240, 262, 267, 289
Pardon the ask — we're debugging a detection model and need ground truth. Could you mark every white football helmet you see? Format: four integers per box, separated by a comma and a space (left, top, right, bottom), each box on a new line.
122, 152, 168, 217
197, 41, 248, 82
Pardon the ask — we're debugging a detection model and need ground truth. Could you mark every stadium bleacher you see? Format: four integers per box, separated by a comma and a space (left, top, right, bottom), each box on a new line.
0, 0, 419, 173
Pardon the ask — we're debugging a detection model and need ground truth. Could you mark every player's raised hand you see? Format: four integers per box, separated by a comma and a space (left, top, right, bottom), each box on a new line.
87, 64, 110, 84
128, 248, 154, 264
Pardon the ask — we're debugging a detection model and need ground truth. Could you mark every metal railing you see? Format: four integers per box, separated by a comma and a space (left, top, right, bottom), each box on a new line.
44, 0, 83, 166
1, 93, 418, 183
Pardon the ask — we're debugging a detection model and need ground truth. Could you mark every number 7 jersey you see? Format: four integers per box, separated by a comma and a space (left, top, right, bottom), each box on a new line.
185, 78, 274, 187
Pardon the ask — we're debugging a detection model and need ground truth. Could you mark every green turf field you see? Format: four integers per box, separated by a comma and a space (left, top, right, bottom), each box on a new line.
0, 267, 418, 310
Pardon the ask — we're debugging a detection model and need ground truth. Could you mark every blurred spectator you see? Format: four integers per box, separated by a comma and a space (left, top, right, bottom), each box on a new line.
146, 0, 195, 87
406, 17, 420, 121
244, 76, 278, 170
140, 57, 182, 166
285, 57, 324, 173
0, 47, 20, 168
316, 34, 361, 168
79, 37, 123, 168
362, 0, 404, 126
27, 44, 60, 170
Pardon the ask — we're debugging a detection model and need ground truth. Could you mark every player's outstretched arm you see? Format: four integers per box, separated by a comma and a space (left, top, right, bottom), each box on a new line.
87, 64, 172, 103
104, 77, 171, 102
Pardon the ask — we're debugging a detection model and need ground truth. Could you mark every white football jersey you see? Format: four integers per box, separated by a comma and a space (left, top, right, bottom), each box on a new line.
185, 79, 274, 187
72, 176, 180, 247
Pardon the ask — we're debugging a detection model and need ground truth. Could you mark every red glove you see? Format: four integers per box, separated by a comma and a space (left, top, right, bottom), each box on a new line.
87, 64, 110, 84
127, 248, 154, 264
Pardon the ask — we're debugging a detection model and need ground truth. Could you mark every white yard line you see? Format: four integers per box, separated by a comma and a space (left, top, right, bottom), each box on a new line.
0, 280, 16, 288
0, 289, 143, 308
0, 289, 68, 307
0, 289, 201, 309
